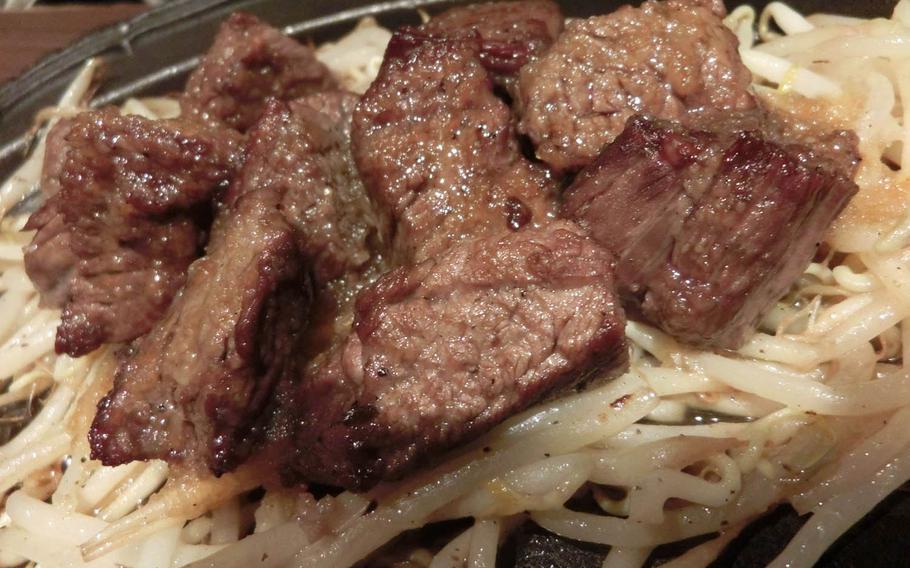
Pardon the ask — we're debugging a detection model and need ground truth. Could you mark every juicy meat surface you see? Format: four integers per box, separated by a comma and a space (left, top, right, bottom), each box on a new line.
352, 30, 556, 263
90, 95, 372, 472
562, 115, 858, 348
24, 109, 240, 357
518, 0, 755, 172
283, 222, 627, 489
90, 8, 633, 487
181, 12, 336, 132
423, 1, 563, 82
90, 186, 310, 471
229, 93, 375, 285
273, 27, 629, 490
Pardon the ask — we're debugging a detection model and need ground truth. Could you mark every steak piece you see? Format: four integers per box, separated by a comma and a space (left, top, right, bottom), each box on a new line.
90, 184, 310, 472
181, 12, 336, 132
283, 222, 627, 489
423, 1, 563, 87
91, 95, 372, 472
228, 93, 375, 286
280, 26, 628, 490
518, 0, 755, 172
352, 29, 556, 263
23, 109, 241, 357
561, 115, 858, 348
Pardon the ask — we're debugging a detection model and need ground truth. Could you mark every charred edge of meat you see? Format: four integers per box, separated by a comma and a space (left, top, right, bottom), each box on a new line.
562, 114, 858, 349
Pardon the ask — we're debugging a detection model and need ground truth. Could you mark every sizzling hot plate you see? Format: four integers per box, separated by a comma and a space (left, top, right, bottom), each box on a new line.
0, 1, 906, 566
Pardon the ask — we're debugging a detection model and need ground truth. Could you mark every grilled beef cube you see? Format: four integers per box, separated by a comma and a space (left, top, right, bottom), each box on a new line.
91, 95, 372, 472
24, 109, 241, 357
90, 187, 310, 471
283, 222, 627, 489
561, 116, 712, 299
181, 12, 336, 133
352, 29, 556, 263
518, 0, 755, 172
228, 93, 375, 286
423, 1, 563, 89
562, 115, 858, 348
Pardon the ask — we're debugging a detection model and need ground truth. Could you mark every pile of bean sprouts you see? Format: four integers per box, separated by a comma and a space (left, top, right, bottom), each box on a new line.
1, 4, 909, 567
